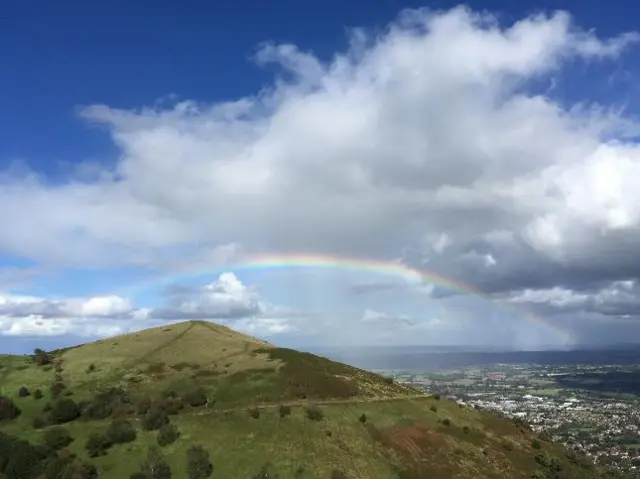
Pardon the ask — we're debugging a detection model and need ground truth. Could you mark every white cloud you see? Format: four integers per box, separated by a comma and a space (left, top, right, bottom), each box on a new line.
3, 7, 640, 344
0, 293, 135, 318
150, 272, 264, 319
362, 308, 413, 326
0, 7, 637, 272
0, 273, 298, 336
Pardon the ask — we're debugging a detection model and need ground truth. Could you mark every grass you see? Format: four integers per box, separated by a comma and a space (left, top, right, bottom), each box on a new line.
0, 320, 609, 479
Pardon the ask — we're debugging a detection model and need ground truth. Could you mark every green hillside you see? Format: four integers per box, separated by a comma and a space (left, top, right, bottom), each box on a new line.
0, 321, 609, 478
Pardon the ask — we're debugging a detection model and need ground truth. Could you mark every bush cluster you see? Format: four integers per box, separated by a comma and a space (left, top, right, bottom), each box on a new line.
42, 426, 73, 451
82, 387, 131, 420
142, 407, 170, 431
0, 430, 96, 478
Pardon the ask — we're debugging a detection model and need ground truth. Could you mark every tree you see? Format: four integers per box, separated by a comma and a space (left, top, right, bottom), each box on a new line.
157, 423, 179, 447
85, 433, 111, 458
51, 399, 81, 424
33, 389, 43, 400
43, 426, 73, 450
107, 419, 137, 444
0, 396, 21, 421
186, 445, 213, 479
17, 386, 30, 397
139, 448, 172, 479
359, 413, 367, 424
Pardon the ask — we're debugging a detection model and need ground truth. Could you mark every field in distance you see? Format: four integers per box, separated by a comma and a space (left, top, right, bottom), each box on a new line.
0, 320, 612, 478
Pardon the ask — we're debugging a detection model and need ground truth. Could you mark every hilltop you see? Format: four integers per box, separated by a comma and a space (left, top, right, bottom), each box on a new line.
0, 321, 611, 478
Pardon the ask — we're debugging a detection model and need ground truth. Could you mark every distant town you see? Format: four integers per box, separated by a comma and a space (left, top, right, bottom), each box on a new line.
380, 363, 640, 475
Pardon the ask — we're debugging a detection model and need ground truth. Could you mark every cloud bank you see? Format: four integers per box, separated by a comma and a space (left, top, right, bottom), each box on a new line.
2, 6, 640, 345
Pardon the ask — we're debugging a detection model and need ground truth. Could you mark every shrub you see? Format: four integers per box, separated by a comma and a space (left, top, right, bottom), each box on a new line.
248, 408, 260, 419
359, 413, 367, 424
538, 430, 552, 442
85, 433, 112, 457
135, 397, 152, 415
185, 389, 208, 407
43, 426, 73, 450
463, 426, 470, 434
139, 448, 172, 479
18, 386, 30, 397
86, 363, 96, 373
50, 382, 66, 398
61, 461, 99, 478
33, 389, 43, 400
502, 439, 514, 451
0, 396, 21, 421
305, 406, 324, 421
50, 398, 81, 424
434, 394, 441, 400
383, 376, 394, 384
107, 419, 137, 444
32, 415, 48, 429
531, 438, 542, 449
430, 405, 438, 412
142, 408, 169, 431
278, 405, 291, 418
186, 444, 213, 479
332, 469, 348, 479
442, 418, 451, 426
159, 396, 184, 415
157, 423, 180, 447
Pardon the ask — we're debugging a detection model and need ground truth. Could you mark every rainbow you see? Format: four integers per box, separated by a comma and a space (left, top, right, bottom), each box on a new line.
129, 252, 573, 343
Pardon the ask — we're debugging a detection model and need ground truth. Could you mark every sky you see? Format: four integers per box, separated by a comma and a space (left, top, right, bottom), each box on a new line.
3, 0, 640, 352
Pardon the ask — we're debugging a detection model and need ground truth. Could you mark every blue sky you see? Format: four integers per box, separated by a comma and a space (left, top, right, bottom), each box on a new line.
3, 0, 640, 352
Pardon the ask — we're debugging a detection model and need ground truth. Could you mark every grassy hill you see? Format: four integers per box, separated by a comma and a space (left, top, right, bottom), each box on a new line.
0, 320, 611, 478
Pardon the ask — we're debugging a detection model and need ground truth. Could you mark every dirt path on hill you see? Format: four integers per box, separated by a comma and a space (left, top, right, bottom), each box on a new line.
190, 393, 432, 416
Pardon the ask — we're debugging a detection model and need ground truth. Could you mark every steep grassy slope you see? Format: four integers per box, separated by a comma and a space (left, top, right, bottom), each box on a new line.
0, 321, 611, 478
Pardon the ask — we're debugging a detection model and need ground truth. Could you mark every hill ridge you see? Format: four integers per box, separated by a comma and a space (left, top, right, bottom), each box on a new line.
0, 321, 611, 478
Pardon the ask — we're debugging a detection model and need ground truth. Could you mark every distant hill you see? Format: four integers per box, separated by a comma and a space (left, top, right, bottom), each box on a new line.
0, 320, 612, 478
